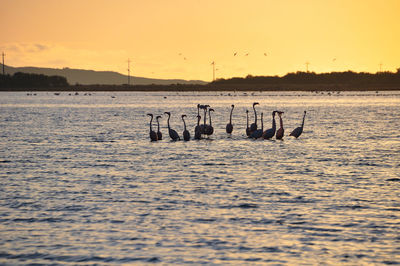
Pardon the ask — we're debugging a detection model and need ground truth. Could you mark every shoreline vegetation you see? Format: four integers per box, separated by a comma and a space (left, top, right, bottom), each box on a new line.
1, 69, 400, 91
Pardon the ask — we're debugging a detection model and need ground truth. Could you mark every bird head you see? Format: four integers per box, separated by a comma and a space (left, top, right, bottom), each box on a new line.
253, 102, 259, 106
304, 111, 307, 114
181, 115, 186, 118
147, 113, 153, 117
246, 109, 249, 113
164, 112, 171, 116
209, 108, 214, 112
231, 104, 235, 108
156, 115, 162, 119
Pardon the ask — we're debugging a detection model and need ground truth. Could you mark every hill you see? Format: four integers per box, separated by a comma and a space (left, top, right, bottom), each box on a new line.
3, 65, 206, 85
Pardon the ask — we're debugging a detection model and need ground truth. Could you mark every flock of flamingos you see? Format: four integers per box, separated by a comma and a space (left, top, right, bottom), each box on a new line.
147, 102, 307, 141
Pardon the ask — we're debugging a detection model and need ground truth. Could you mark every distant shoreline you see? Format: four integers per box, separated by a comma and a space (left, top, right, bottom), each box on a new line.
1, 84, 400, 92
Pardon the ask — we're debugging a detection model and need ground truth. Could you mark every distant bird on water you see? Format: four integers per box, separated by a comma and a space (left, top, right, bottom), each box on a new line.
262, 111, 277, 139
250, 102, 259, 133
276, 111, 284, 140
156, 115, 162, 140
147, 114, 158, 141
250, 112, 264, 139
226, 104, 234, 134
290, 111, 307, 139
164, 112, 180, 141
181, 115, 190, 141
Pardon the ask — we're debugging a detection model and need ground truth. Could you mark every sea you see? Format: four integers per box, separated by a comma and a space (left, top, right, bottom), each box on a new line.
0, 91, 399, 265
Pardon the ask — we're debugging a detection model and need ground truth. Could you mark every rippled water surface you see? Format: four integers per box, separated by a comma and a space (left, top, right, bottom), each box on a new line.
1, 91, 400, 265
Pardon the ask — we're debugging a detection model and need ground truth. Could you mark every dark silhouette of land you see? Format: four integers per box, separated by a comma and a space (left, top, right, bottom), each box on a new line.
2, 65, 206, 85
1, 66, 400, 91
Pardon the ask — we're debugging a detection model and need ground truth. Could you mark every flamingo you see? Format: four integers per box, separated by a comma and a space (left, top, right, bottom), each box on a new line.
182, 115, 190, 141
226, 104, 234, 134
205, 108, 214, 136
290, 111, 307, 138
250, 102, 259, 133
201, 105, 209, 135
194, 115, 202, 140
156, 115, 162, 140
246, 109, 251, 137
262, 111, 277, 139
147, 114, 158, 141
250, 112, 263, 139
164, 112, 180, 141
276, 111, 284, 140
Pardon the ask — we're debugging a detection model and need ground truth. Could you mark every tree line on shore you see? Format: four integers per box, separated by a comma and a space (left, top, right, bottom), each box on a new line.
0, 72, 68, 88
1, 69, 400, 91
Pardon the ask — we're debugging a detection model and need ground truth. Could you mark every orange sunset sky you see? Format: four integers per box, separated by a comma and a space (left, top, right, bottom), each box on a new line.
1, 0, 400, 81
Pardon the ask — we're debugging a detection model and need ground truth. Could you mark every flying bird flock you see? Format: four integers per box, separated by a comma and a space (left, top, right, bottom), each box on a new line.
147, 103, 307, 141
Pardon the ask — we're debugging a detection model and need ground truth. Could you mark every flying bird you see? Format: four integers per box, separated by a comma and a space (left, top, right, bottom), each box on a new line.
234, 52, 237, 56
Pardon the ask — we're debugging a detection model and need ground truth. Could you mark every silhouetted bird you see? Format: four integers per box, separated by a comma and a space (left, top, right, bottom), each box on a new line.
276, 111, 284, 140
290, 111, 307, 139
182, 115, 190, 141
156, 115, 162, 140
246, 109, 251, 137
164, 112, 180, 141
147, 114, 158, 141
226, 104, 234, 134
194, 115, 202, 140
250, 112, 263, 139
205, 108, 214, 136
262, 111, 277, 139
250, 102, 259, 133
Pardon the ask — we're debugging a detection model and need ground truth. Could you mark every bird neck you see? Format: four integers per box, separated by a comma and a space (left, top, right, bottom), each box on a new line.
301, 113, 306, 128
182, 118, 187, 130
261, 114, 263, 130
253, 105, 257, 124
203, 109, 207, 125
272, 115, 276, 130
167, 115, 171, 129
279, 116, 283, 129
149, 116, 153, 131
246, 112, 249, 127
229, 106, 233, 123
209, 111, 212, 126
156, 118, 160, 131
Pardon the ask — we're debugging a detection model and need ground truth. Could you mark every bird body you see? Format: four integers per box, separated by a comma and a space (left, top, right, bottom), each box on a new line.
263, 111, 277, 139
250, 112, 263, 139
290, 111, 306, 138
156, 115, 162, 140
182, 115, 190, 141
276, 112, 284, 140
226, 104, 234, 134
164, 112, 180, 141
147, 114, 158, 141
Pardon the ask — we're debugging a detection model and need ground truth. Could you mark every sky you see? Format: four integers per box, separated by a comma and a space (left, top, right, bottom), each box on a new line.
1, 0, 400, 81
